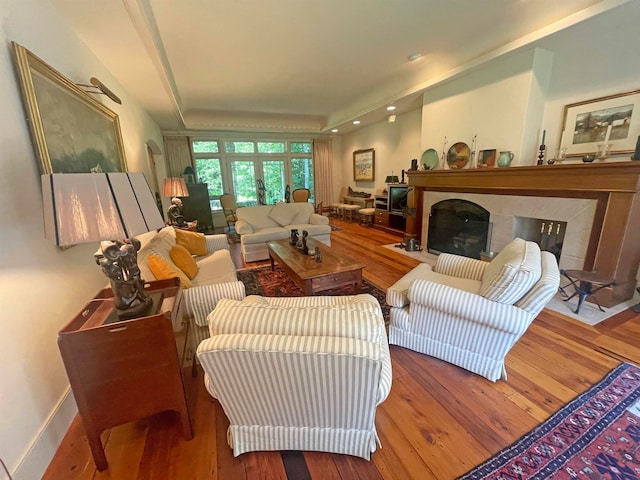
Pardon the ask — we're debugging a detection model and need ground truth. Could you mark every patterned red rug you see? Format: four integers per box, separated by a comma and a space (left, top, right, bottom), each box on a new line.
458, 362, 640, 479
237, 265, 389, 323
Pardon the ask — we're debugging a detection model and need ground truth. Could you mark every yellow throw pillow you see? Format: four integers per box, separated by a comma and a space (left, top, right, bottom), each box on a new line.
147, 254, 193, 289
170, 244, 199, 279
175, 229, 208, 256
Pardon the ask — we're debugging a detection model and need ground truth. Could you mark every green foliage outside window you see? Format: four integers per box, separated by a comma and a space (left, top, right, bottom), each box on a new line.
257, 142, 285, 153
195, 158, 223, 196
263, 160, 286, 204
224, 141, 255, 153
291, 157, 314, 202
232, 161, 257, 205
192, 141, 219, 153
291, 142, 311, 153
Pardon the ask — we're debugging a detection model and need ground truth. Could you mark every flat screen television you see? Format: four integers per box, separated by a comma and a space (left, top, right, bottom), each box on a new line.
389, 185, 409, 214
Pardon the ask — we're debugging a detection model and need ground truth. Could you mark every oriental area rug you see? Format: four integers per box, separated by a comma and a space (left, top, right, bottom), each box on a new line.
237, 265, 389, 324
458, 362, 640, 480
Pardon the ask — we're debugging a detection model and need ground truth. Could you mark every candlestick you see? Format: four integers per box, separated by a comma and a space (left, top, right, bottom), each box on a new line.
537, 144, 546, 165
604, 125, 612, 143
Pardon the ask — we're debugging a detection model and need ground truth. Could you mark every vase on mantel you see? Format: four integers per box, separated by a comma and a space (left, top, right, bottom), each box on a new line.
497, 151, 514, 167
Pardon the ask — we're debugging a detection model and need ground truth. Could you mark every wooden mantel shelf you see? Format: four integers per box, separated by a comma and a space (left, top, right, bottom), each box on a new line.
406, 161, 640, 307
406, 161, 640, 196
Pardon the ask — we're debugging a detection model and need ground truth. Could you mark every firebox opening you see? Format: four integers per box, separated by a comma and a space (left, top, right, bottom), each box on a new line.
427, 199, 491, 260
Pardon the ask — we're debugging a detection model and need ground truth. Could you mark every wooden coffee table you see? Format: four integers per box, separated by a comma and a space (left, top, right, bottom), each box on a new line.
266, 238, 366, 296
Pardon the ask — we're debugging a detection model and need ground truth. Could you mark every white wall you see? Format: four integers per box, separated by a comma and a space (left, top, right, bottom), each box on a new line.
337, 109, 422, 198
538, 1, 640, 161
421, 48, 552, 168
0, 0, 166, 477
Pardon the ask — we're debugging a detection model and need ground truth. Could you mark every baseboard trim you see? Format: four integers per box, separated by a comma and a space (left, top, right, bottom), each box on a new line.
12, 387, 77, 480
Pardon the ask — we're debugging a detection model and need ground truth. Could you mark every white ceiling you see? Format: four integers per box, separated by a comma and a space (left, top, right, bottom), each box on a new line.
49, 0, 628, 134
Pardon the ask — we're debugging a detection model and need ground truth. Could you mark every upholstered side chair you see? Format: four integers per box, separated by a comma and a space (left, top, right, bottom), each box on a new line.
220, 193, 238, 230
386, 238, 560, 382
291, 188, 311, 202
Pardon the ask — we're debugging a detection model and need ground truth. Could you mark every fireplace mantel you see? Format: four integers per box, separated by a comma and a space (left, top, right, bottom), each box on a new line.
407, 162, 640, 307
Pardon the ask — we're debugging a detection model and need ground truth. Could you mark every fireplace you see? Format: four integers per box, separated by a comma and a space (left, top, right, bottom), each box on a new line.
427, 199, 490, 259
406, 162, 640, 308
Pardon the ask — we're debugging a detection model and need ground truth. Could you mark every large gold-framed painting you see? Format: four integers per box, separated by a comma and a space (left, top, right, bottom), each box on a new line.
12, 42, 127, 174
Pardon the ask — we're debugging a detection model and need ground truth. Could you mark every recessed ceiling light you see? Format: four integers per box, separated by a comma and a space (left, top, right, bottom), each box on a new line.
407, 53, 423, 62
331, 128, 338, 133
353, 120, 361, 125
386, 105, 396, 111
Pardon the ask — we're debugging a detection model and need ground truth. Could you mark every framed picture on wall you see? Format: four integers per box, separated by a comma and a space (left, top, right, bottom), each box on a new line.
559, 88, 640, 158
353, 148, 375, 182
12, 42, 127, 174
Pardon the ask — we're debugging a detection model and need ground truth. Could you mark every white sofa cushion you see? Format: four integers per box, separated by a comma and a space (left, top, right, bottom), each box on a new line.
192, 249, 238, 287
479, 238, 542, 304
268, 202, 297, 226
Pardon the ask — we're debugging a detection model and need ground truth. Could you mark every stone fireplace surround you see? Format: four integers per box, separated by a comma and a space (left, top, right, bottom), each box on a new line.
421, 192, 596, 271
406, 162, 640, 308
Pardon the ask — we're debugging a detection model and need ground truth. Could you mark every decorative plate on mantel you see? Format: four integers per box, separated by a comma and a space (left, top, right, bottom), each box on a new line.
447, 142, 470, 169
420, 148, 439, 170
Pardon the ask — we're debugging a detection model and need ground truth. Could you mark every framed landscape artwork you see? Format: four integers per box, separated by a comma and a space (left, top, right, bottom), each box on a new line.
353, 148, 375, 182
559, 88, 640, 158
12, 42, 127, 174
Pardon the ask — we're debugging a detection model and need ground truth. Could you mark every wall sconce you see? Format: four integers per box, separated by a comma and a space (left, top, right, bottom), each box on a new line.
77, 77, 122, 104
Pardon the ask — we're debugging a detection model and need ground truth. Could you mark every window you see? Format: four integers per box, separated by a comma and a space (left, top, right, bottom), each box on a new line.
192, 141, 219, 153
291, 142, 311, 153
291, 157, 314, 201
195, 158, 223, 209
258, 142, 285, 153
231, 160, 257, 206
192, 138, 315, 209
224, 141, 255, 153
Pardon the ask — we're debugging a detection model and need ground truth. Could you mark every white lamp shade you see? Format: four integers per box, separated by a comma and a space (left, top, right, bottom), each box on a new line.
42, 173, 165, 247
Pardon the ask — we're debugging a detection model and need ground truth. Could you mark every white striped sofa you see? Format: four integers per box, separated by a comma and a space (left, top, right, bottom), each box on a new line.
386, 238, 560, 382
197, 294, 392, 460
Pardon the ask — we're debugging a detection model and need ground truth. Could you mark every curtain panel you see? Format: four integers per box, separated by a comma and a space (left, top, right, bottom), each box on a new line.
313, 139, 333, 205
163, 136, 194, 178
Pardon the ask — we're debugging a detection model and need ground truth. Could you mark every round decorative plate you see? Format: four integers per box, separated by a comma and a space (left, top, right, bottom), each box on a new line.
447, 142, 470, 169
420, 148, 439, 170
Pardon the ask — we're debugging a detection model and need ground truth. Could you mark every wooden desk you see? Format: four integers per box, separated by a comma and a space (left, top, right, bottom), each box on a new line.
58, 278, 192, 471
267, 238, 365, 295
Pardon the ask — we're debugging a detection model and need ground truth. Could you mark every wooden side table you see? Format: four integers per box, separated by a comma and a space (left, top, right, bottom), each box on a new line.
58, 278, 192, 471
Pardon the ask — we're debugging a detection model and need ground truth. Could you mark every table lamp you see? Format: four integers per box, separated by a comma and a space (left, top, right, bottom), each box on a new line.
42, 172, 165, 319
163, 177, 189, 226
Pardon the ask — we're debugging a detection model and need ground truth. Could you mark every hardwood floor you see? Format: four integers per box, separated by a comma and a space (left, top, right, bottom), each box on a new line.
43, 219, 640, 480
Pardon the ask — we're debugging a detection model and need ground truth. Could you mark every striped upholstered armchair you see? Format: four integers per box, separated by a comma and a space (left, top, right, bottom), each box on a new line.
197, 294, 392, 459
386, 238, 559, 382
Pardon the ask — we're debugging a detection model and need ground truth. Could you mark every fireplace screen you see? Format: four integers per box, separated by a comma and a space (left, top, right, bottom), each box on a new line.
427, 199, 491, 259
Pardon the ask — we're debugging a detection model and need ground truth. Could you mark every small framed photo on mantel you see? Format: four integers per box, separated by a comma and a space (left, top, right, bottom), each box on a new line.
477, 149, 496, 167
353, 148, 375, 182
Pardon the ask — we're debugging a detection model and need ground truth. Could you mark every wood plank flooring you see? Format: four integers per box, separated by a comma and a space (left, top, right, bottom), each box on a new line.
43, 218, 640, 480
